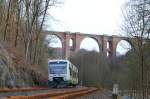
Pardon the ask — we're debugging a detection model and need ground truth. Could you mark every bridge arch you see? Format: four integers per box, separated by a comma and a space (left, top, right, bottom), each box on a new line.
45, 33, 65, 58
45, 34, 63, 47
79, 36, 102, 52
115, 39, 133, 56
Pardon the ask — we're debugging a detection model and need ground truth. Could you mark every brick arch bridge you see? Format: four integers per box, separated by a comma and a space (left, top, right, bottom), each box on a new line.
43, 31, 133, 58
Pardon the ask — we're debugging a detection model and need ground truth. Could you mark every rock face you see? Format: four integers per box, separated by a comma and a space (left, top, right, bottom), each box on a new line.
0, 44, 32, 88
0, 44, 16, 87
0, 44, 46, 88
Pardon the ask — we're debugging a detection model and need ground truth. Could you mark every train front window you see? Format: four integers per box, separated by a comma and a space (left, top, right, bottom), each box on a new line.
49, 62, 67, 74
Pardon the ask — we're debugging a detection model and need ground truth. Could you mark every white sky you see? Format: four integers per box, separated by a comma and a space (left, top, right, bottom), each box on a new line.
46, 0, 126, 36
45, 0, 131, 55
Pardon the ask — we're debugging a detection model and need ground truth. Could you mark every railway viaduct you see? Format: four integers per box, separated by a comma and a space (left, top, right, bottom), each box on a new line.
43, 31, 133, 58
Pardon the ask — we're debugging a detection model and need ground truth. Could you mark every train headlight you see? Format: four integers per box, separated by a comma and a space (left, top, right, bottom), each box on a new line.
63, 77, 67, 81
49, 76, 53, 81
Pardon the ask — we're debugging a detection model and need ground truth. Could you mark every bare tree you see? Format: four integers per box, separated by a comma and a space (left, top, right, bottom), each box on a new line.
0, 0, 62, 87
69, 50, 112, 88
0, 0, 61, 64
122, 0, 150, 98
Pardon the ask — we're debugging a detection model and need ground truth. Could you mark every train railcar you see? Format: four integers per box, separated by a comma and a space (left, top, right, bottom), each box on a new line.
48, 59, 78, 88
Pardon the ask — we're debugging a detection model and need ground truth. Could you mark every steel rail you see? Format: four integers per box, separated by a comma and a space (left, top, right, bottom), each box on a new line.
50, 87, 98, 99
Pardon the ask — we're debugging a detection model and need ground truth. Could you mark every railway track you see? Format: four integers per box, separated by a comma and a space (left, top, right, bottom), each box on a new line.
0, 87, 48, 93
0, 87, 98, 99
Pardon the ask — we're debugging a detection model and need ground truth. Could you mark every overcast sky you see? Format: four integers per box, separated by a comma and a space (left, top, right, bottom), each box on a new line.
46, 0, 126, 36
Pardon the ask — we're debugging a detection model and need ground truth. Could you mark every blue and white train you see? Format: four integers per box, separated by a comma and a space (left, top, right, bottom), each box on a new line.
48, 59, 78, 88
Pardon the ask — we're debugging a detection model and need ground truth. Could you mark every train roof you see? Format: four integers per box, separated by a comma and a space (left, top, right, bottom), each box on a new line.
48, 59, 69, 63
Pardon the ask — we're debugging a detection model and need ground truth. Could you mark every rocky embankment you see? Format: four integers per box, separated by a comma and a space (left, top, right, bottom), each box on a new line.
0, 44, 43, 88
